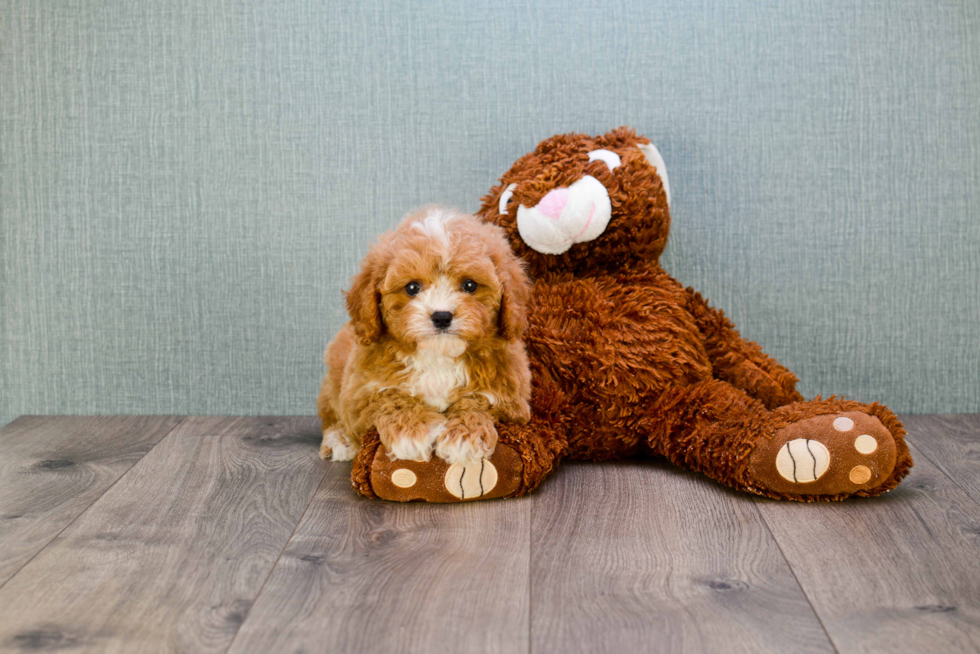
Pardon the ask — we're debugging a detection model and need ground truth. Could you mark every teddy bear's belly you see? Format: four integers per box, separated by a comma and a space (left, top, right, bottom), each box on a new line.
557, 327, 713, 459
527, 274, 714, 459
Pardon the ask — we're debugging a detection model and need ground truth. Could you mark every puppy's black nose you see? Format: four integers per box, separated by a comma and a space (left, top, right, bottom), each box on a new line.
431, 311, 453, 330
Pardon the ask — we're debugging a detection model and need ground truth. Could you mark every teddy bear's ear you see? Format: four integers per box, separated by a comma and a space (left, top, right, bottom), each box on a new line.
637, 142, 671, 207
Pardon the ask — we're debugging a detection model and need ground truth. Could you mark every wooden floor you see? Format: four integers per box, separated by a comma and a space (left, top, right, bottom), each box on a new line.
0, 416, 978, 653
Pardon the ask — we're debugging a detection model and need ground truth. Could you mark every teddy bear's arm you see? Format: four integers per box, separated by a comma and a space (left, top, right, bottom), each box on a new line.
684, 288, 803, 409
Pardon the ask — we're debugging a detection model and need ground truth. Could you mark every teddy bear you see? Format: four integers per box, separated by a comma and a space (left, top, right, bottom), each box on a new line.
350, 127, 912, 503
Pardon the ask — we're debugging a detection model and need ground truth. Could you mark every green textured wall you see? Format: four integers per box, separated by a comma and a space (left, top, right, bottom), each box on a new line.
3, 0, 979, 427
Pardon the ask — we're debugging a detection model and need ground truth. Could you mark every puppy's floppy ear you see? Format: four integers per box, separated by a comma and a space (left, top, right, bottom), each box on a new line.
345, 237, 390, 345
489, 227, 531, 341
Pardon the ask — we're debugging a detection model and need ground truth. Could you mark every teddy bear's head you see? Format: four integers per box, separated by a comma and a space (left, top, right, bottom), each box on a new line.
477, 127, 671, 278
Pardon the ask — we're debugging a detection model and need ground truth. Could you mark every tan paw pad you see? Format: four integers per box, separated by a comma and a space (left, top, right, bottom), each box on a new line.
775, 439, 831, 483
445, 459, 498, 499
854, 434, 878, 454
849, 465, 872, 484
390, 468, 417, 488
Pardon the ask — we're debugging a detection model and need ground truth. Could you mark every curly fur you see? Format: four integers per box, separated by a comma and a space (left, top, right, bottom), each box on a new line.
318, 207, 532, 466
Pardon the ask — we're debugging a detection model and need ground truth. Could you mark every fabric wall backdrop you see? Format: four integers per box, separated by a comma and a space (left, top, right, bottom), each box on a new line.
2, 0, 979, 427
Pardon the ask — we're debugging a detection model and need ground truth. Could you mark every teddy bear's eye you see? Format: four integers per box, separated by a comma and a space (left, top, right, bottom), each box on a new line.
498, 183, 517, 215
404, 281, 422, 296
587, 149, 621, 172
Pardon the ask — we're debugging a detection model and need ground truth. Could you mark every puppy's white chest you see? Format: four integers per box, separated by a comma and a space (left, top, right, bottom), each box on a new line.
402, 348, 468, 412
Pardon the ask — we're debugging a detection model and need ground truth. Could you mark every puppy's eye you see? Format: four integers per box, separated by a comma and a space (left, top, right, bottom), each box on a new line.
587, 149, 621, 172
498, 183, 517, 215
461, 279, 478, 294
404, 281, 422, 296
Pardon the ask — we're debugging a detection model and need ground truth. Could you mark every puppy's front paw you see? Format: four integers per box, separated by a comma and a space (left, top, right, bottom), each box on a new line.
435, 413, 497, 465
378, 416, 445, 462
321, 427, 357, 461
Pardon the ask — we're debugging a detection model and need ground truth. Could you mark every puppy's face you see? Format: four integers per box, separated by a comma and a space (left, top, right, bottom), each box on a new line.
381, 221, 502, 351
346, 207, 529, 351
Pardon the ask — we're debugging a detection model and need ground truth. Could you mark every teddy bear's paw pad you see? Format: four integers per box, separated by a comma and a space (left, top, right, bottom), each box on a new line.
390, 468, 418, 488
370, 443, 522, 502
774, 439, 830, 483
445, 459, 498, 499
750, 411, 897, 496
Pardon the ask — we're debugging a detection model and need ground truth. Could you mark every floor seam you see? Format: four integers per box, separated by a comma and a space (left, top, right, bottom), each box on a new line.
904, 439, 980, 512
223, 464, 328, 654
751, 499, 841, 654
0, 415, 189, 593
528, 489, 534, 654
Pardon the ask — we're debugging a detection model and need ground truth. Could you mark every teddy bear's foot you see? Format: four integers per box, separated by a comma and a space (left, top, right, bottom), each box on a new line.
351, 412, 566, 502
367, 443, 524, 502
747, 410, 900, 498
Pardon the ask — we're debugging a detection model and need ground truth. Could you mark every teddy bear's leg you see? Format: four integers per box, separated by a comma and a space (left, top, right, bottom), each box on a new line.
685, 289, 803, 409
493, 416, 568, 496
641, 380, 912, 501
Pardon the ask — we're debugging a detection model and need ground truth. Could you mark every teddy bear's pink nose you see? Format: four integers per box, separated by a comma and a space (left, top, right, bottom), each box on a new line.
536, 188, 570, 219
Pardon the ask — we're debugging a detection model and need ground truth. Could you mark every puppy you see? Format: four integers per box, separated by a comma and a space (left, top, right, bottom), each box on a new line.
317, 206, 532, 465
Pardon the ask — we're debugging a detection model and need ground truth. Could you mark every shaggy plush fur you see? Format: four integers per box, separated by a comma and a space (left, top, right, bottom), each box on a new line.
317, 207, 531, 467
454, 128, 912, 501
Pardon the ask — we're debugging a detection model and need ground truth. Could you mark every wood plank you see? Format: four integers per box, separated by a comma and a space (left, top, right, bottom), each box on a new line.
900, 414, 980, 503
530, 461, 832, 653
755, 437, 980, 653
0, 417, 324, 653
0, 415, 184, 586
227, 463, 530, 654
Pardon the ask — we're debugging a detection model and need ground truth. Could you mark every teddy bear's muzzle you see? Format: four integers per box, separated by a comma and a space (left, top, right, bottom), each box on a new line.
516, 175, 612, 255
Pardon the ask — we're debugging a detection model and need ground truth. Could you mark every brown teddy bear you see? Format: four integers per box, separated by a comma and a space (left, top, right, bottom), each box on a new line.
350, 127, 912, 502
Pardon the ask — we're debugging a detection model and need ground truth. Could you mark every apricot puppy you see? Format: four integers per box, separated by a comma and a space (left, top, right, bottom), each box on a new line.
317, 207, 532, 465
